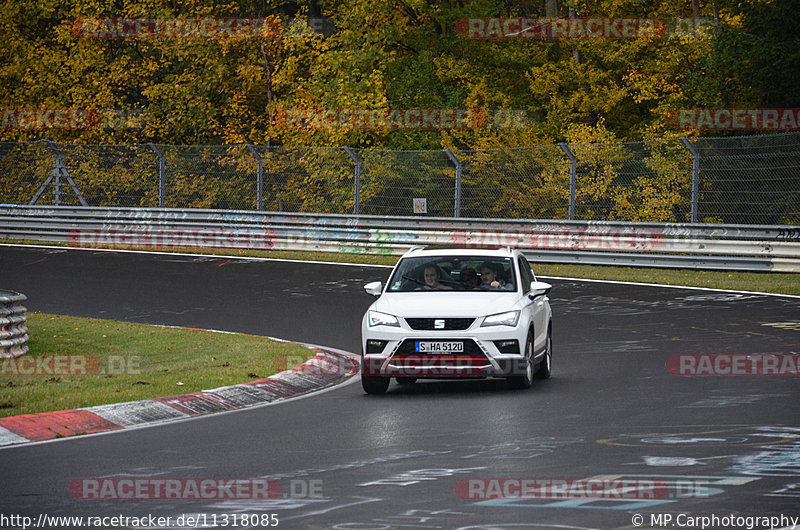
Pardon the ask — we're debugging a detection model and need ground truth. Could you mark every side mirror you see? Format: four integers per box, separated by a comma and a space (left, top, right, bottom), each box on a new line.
364, 281, 383, 297
528, 281, 552, 299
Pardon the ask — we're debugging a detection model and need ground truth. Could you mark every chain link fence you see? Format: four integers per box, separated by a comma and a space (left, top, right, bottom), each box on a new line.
1, 132, 798, 224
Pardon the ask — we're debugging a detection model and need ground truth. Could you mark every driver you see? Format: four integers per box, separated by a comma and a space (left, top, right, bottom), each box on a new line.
479, 262, 512, 290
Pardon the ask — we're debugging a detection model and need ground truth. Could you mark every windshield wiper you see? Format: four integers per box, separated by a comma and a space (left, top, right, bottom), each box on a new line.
401, 275, 425, 286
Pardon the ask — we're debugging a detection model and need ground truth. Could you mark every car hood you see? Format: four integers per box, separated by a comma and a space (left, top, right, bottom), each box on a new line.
372, 291, 519, 318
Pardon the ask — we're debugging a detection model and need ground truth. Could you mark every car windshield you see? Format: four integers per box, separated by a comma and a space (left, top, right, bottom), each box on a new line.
386, 256, 517, 292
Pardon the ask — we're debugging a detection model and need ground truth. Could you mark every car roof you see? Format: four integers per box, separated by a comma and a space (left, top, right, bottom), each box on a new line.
400, 247, 518, 259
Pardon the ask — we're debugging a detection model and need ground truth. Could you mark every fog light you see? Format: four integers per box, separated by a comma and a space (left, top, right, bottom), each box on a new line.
494, 340, 520, 354
366, 339, 388, 354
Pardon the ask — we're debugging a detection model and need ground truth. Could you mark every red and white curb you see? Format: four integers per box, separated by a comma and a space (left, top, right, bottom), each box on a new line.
0, 347, 359, 447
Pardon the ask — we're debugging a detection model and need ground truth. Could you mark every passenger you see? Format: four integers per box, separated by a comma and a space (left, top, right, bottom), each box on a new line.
460, 267, 479, 289
421, 265, 453, 290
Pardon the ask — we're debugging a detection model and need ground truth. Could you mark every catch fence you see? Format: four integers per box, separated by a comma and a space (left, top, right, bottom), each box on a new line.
0, 132, 798, 225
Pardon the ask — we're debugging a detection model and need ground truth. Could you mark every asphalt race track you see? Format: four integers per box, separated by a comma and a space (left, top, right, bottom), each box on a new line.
1, 245, 799, 530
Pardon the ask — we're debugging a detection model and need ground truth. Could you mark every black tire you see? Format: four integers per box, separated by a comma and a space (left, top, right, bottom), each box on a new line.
508, 329, 534, 389
362, 375, 390, 394
396, 377, 417, 385
537, 327, 552, 379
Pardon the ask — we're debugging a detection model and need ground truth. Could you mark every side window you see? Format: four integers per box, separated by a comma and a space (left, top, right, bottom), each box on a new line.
518, 256, 534, 289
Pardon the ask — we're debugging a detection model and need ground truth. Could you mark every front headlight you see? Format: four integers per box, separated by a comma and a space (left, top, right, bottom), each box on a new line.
368, 310, 400, 327
481, 310, 520, 327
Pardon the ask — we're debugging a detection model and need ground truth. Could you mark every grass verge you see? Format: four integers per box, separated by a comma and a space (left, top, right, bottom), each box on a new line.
0, 312, 317, 417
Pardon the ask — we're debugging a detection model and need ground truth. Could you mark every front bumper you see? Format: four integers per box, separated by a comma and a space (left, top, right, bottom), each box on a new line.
361, 331, 529, 379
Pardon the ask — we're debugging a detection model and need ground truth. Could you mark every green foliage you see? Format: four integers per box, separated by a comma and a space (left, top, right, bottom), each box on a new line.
5, 0, 789, 148
0, 0, 794, 222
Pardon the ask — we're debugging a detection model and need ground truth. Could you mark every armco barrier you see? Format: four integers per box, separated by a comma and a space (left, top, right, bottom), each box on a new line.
0, 205, 799, 272
0, 290, 29, 358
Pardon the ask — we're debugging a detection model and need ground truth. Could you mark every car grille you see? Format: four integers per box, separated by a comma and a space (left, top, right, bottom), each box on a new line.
390, 339, 490, 370
404, 318, 475, 331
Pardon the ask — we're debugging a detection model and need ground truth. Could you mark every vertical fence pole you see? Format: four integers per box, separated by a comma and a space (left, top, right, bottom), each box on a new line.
443, 149, 462, 218
246, 144, 264, 211
679, 137, 700, 223
342, 146, 361, 215
147, 143, 166, 208
54, 159, 62, 206
558, 143, 577, 220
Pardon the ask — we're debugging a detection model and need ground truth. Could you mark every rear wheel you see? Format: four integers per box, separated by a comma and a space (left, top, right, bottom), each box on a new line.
536, 327, 552, 379
362, 375, 390, 394
508, 329, 534, 389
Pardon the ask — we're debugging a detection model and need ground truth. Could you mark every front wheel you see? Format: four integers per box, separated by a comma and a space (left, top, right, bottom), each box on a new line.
508, 329, 534, 389
362, 375, 390, 394
536, 327, 552, 379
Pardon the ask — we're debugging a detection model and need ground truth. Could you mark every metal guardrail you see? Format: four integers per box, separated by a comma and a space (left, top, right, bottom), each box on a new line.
0, 290, 29, 358
1, 205, 799, 272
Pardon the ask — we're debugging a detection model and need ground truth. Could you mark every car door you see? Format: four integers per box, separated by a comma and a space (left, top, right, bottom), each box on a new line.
519, 256, 547, 353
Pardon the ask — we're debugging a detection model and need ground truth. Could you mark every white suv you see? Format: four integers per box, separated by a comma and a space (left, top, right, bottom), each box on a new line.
360, 247, 552, 394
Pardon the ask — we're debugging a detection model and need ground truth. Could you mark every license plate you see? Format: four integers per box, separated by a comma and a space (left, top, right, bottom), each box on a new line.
415, 341, 464, 354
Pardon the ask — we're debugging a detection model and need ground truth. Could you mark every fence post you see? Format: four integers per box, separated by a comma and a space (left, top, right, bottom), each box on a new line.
30, 140, 88, 206
679, 137, 700, 223
342, 146, 361, 215
558, 143, 577, 220
443, 149, 462, 218
147, 143, 165, 208
245, 144, 264, 211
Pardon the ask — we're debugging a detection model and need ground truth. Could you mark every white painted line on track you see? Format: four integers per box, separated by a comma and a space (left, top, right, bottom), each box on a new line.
537, 275, 800, 299
0, 243, 394, 269
3, 242, 798, 298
